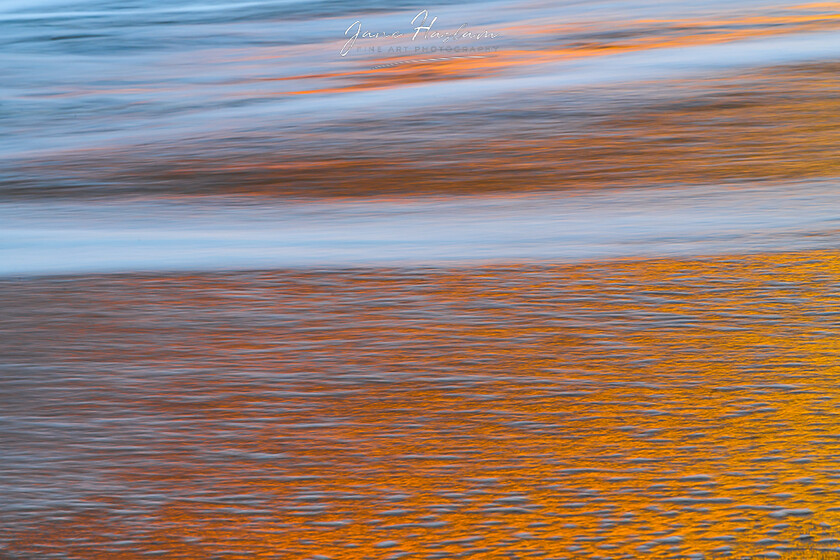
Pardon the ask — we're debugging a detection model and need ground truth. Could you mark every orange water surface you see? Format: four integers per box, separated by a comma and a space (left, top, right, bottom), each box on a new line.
3, 251, 840, 558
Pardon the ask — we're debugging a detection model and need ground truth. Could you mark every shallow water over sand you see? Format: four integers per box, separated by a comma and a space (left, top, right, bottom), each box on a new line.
3, 251, 840, 559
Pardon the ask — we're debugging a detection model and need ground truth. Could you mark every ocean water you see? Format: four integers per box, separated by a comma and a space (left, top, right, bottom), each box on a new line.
4, 252, 840, 559
4, 181, 840, 276
4, 0, 840, 559
3, 0, 840, 198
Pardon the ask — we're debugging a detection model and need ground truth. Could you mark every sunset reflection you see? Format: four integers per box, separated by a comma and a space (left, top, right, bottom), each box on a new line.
5, 0, 840, 557
4, 251, 840, 558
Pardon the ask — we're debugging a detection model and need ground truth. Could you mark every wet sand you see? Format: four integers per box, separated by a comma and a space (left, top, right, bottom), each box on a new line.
3, 250, 840, 559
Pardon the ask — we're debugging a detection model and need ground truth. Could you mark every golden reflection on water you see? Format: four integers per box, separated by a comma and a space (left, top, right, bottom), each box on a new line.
13, 3, 840, 201
51, 59, 840, 201
295, 4, 840, 95
3, 251, 840, 558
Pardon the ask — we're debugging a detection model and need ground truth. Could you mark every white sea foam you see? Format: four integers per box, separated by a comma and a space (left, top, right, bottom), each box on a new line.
2, 180, 840, 276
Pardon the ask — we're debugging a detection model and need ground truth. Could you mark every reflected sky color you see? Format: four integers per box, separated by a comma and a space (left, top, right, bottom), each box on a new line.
3, 180, 840, 276
3, 0, 840, 197
5, 0, 840, 559
4, 251, 840, 558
